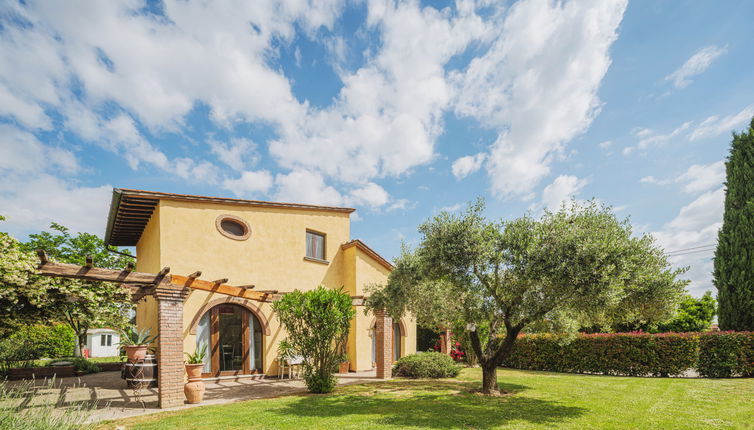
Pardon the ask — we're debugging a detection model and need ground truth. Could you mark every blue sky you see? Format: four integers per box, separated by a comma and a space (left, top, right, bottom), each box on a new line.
1, 0, 753, 297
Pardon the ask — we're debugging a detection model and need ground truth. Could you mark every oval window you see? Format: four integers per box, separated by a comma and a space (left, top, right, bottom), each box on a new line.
216, 215, 250, 240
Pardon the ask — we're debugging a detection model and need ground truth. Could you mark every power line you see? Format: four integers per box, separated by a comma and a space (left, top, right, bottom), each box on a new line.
667, 248, 716, 257
665, 243, 716, 255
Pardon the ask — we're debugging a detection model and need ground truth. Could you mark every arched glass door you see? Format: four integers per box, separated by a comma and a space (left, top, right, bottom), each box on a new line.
196, 304, 263, 377
393, 322, 401, 362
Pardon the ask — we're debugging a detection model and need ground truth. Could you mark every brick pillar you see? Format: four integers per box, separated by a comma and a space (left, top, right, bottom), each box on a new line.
374, 310, 393, 379
155, 282, 189, 408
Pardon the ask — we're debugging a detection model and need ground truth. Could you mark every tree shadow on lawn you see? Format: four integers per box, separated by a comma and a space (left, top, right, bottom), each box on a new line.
273, 379, 586, 429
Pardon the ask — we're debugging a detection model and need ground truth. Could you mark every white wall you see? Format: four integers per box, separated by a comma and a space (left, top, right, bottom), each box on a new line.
84, 331, 121, 357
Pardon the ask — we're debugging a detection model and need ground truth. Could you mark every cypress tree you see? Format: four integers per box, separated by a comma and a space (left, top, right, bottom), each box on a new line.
714, 117, 754, 330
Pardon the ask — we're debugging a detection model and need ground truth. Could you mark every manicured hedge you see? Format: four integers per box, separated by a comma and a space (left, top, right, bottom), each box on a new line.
502, 331, 754, 378
393, 352, 461, 378
697, 332, 754, 378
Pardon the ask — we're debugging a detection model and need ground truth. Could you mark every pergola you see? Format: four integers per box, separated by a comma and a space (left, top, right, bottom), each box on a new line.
35, 250, 395, 408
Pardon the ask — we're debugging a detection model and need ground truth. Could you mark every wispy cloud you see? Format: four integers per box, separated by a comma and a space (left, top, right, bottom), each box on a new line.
689, 105, 754, 141
665, 45, 727, 89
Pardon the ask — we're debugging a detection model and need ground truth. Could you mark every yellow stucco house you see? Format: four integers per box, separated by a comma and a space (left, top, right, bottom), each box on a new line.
104, 188, 416, 378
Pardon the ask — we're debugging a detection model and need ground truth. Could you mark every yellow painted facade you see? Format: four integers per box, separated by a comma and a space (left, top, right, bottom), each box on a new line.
134, 198, 415, 374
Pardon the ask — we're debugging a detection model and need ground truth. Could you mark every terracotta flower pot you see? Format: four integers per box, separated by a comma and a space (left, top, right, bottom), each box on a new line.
184, 380, 205, 404
339, 361, 350, 373
185, 363, 204, 381
184, 363, 205, 404
124, 345, 148, 361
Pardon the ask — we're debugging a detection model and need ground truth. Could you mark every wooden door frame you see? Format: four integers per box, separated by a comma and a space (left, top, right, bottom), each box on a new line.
202, 304, 261, 378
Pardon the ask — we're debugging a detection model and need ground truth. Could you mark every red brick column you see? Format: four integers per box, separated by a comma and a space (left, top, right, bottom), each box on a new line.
374, 310, 393, 379
155, 282, 189, 408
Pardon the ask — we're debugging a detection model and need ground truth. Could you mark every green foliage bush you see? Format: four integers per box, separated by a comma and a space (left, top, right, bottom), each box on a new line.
303, 373, 337, 393
393, 352, 461, 378
502, 333, 699, 377
13, 324, 75, 358
70, 357, 101, 374
697, 332, 754, 378
272, 286, 355, 393
0, 339, 42, 374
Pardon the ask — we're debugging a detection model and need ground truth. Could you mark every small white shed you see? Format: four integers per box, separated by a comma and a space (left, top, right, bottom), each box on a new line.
83, 328, 121, 357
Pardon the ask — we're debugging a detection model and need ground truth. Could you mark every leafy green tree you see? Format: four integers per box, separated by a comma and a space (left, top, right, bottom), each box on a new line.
0, 216, 55, 335
15, 222, 134, 356
657, 292, 716, 332
368, 199, 687, 394
714, 117, 754, 331
272, 286, 355, 393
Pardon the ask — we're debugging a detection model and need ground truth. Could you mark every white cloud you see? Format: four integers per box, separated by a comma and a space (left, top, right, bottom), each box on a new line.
209, 138, 259, 172
689, 105, 754, 141
677, 161, 725, 193
640, 175, 666, 185
452, 0, 627, 198
652, 187, 724, 297
274, 170, 343, 207
269, 1, 488, 185
641, 160, 724, 194
665, 45, 726, 89
222, 170, 274, 198
387, 199, 413, 212
345, 182, 389, 208
623, 121, 691, 155
438, 203, 463, 213
540, 175, 589, 211
599, 140, 613, 149
0, 124, 78, 175
0, 173, 112, 237
451, 153, 486, 180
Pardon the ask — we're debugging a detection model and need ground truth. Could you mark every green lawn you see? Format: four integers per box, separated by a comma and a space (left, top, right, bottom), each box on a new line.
99, 368, 754, 429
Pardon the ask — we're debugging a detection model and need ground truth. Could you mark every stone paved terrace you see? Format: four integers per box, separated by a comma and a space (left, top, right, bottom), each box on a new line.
7, 369, 381, 423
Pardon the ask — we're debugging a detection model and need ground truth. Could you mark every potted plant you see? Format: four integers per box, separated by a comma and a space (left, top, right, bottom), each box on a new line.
184, 345, 206, 380
337, 342, 350, 373
184, 345, 207, 404
119, 327, 158, 361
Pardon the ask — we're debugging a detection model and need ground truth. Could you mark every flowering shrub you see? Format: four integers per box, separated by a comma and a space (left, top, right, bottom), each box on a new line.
431, 332, 466, 362
697, 331, 754, 377
502, 331, 754, 378
502, 332, 699, 377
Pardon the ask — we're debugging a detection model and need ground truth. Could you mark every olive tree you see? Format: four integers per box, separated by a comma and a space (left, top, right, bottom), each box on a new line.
273, 286, 355, 393
368, 199, 687, 394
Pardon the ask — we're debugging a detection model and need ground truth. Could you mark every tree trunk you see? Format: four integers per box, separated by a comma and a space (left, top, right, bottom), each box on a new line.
481, 361, 499, 394
74, 332, 86, 357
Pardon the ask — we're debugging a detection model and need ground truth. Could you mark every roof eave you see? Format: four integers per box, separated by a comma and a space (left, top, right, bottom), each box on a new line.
103, 188, 123, 247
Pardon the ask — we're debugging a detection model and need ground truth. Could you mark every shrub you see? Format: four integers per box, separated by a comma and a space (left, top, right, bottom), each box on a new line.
697, 331, 754, 378
393, 352, 461, 378
503, 332, 699, 377
303, 373, 337, 393
13, 324, 75, 359
0, 338, 43, 374
272, 286, 355, 393
70, 357, 101, 374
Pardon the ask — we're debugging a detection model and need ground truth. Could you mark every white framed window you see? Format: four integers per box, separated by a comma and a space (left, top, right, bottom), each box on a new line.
101, 334, 112, 346
305, 230, 326, 261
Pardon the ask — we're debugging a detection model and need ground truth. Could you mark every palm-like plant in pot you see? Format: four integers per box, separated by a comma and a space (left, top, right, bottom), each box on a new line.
119, 327, 158, 361
184, 345, 207, 380
184, 345, 207, 404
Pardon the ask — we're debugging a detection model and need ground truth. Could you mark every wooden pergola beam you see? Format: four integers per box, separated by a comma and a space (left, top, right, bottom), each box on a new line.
170, 275, 275, 302
38, 261, 165, 284
36, 254, 368, 306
